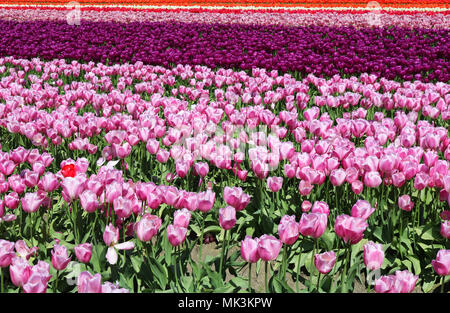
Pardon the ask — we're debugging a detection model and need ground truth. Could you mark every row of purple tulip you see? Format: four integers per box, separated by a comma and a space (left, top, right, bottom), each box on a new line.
0, 21, 448, 81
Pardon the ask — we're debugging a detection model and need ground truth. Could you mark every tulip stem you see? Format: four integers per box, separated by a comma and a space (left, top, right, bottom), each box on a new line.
341, 244, 350, 293
295, 239, 304, 293
219, 230, 228, 279
198, 214, 205, 263
265, 261, 269, 293
309, 239, 316, 292
316, 273, 321, 293
173, 246, 180, 292
441, 276, 445, 294
280, 244, 288, 281
1, 267, 3, 293
248, 262, 252, 293
54, 270, 59, 293
399, 211, 404, 259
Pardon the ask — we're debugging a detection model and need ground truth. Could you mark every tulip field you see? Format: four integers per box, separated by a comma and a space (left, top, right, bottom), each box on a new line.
0, 1, 449, 295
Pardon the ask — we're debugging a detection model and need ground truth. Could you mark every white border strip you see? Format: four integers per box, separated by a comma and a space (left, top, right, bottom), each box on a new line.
0, 4, 448, 12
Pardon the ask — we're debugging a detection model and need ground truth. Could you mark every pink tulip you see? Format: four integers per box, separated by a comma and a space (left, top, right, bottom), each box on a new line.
267, 176, 283, 192
219, 206, 236, 230
351, 200, 375, 220
257, 235, 282, 261
8, 175, 25, 194
9, 256, 32, 287
75, 243, 93, 264
432, 250, 450, 277
175, 161, 190, 178
334, 214, 368, 245
0, 240, 15, 267
135, 214, 162, 242
194, 162, 209, 177
5, 192, 20, 210
77, 271, 102, 293
103, 223, 119, 247
240, 236, 260, 263
38, 172, 60, 192
23, 270, 49, 293
298, 180, 314, 196
173, 208, 191, 229
197, 189, 215, 212
363, 241, 384, 270
330, 168, 346, 186
113, 196, 133, 219
351, 180, 363, 194
441, 221, 450, 239
414, 172, 429, 190
278, 215, 300, 245
79, 190, 99, 213
392, 270, 418, 293
398, 195, 414, 212
223, 187, 250, 211
21, 191, 47, 213
374, 275, 396, 293
314, 251, 337, 274
51, 243, 71, 271
311, 201, 330, 217
103, 223, 135, 265
101, 281, 130, 293
14, 240, 38, 260
167, 224, 187, 247
298, 212, 327, 239
364, 171, 382, 188
61, 176, 85, 202
301, 200, 312, 213
146, 139, 160, 155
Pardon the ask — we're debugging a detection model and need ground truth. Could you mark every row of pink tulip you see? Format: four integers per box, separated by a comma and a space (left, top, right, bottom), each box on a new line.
0, 8, 448, 29
0, 58, 448, 206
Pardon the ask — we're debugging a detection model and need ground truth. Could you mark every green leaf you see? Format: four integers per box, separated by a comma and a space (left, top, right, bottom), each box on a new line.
406, 255, 421, 276
148, 256, 168, 290
373, 226, 383, 242
130, 255, 143, 273
230, 276, 248, 289
422, 277, 437, 293
180, 275, 194, 292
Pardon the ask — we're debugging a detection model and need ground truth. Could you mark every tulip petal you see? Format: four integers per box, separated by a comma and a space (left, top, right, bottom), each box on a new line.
106, 247, 118, 265
115, 241, 135, 251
